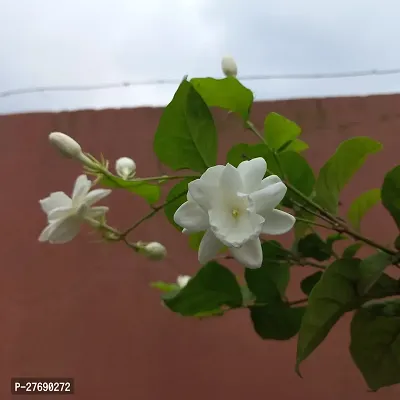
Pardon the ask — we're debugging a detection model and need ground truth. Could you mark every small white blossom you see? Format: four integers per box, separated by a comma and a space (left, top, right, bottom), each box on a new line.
173, 158, 295, 269
177, 275, 191, 288
143, 242, 167, 261
38, 175, 111, 244
115, 157, 136, 179
221, 56, 238, 77
49, 132, 83, 159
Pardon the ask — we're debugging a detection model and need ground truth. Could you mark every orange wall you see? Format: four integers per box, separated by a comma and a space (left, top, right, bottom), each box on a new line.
1, 95, 400, 399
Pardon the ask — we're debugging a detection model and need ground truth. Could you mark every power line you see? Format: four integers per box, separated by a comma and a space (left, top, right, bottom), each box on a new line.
1, 68, 400, 99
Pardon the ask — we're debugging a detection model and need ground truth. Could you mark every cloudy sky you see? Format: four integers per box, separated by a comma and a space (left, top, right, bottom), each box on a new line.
1, 0, 400, 114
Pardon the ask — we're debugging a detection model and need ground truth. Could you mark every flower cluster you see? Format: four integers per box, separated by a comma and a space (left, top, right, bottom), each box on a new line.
39, 132, 166, 261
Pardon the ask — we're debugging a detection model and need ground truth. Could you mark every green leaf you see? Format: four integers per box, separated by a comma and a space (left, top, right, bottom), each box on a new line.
357, 252, 393, 295
279, 138, 309, 153
226, 143, 280, 175
245, 266, 282, 303
343, 242, 363, 258
261, 240, 290, 261
190, 77, 253, 120
264, 113, 301, 150
245, 240, 291, 299
382, 165, 400, 230
298, 233, 332, 261
395, 235, 400, 250
164, 178, 194, 230
315, 137, 382, 214
164, 262, 243, 316
250, 303, 306, 340
300, 271, 323, 296
100, 175, 160, 204
367, 273, 399, 299
347, 189, 381, 231
350, 300, 400, 391
154, 80, 217, 173
293, 209, 314, 239
279, 151, 315, 204
188, 231, 205, 250
296, 258, 361, 374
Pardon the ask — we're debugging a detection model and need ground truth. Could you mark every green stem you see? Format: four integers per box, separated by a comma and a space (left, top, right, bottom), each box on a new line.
292, 200, 333, 225
121, 190, 187, 238
295, 217, 332, 230
288, 298, 308, 306
290, 258, 326, 270
246, 119, 396, 256
130, 175, 199, 182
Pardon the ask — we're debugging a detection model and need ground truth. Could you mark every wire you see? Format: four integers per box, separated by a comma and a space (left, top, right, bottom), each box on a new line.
1, 67, 400, 99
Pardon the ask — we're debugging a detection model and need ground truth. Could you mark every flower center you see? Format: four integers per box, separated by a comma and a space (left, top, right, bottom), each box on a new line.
231, 208, 240, 219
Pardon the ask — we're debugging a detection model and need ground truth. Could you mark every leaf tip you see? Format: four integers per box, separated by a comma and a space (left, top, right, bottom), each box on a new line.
295, 363, 303, 378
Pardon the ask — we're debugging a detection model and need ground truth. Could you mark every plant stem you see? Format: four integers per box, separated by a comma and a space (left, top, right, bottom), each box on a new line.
295, 217, 332, 230
246, 119, 396, 256
130, 175, 199, 182
292, 200, 334, 225
246, 121, 266, 143
290, 258, 326, 270
121, 190, 187, 238
288, 298, 308, 306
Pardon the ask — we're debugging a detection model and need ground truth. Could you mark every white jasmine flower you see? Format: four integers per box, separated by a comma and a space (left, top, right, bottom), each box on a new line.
143, 242, 167, 261
173, 158, 295, 269
115, 157, 136, 179
38, 175, 111, 244
177, 275, 191, 288
221, 56, 238, 77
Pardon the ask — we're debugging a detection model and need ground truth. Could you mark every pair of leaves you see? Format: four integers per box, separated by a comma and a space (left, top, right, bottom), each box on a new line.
264, 112, 308, 153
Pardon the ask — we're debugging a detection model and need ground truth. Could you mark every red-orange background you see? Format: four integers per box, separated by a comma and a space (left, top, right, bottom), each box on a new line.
1, 95, 400, 399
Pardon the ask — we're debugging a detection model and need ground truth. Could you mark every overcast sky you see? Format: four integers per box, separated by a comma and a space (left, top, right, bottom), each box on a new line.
1, 0, 400, 115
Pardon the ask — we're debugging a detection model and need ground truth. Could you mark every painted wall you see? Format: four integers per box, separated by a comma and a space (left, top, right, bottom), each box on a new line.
1, 94, 400, 399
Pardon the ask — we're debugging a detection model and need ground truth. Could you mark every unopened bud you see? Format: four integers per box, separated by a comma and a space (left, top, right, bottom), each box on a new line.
221, 56, 238, 77
143, 242, 167, 261
115, 157, 136, 180
177, 275, 191, 288
49, 132, 83, 159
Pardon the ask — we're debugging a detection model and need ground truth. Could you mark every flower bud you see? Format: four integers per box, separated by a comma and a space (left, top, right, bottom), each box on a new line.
49, 132, 83, 159
115, 157, 136, 180
143, 242, 167, 261
221, 56, 238, 77
177, 275, 191, 288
